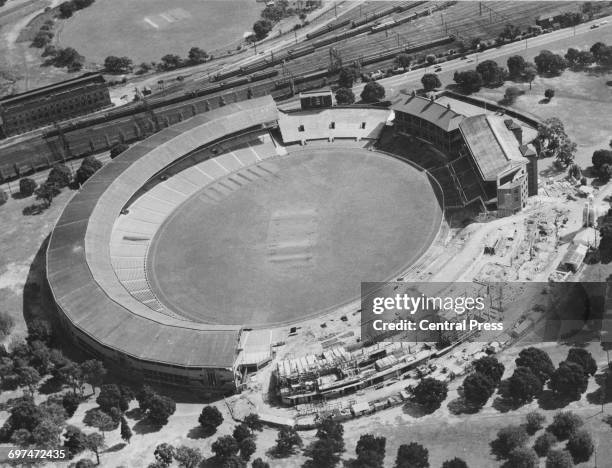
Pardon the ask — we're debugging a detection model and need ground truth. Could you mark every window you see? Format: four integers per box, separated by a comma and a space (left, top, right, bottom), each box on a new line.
360, 122, 366, 129
298, 125, 305, 132
329, 122, 335, 129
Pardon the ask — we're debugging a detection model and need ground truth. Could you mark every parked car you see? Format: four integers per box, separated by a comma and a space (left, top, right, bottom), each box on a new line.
434, 66, 442, 72
591, 24, 600, 29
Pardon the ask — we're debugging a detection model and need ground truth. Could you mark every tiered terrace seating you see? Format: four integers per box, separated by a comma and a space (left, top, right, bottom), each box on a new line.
109, 130, 283, 312
449, 156, 487, 204
429, 166, 462, 208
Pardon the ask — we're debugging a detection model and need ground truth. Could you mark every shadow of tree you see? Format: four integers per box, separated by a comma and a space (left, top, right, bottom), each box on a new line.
447, 397, 481, 415
125, 407, 145, 421
105, 442, 126, 453
132, 418, 161, 435
401, 401, 435, 418
187, 425, 216, 440
491, 395, 524, 413
537, 390, 573, 410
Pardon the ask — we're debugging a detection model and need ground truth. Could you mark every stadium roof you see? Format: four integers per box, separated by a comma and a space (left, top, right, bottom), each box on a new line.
459, 115, 527, 181
47, 96, 278, 369
392, 94, 464, 132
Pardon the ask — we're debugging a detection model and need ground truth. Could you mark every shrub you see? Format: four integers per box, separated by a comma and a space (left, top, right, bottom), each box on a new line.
547, 412, 583, 440
533, 432, 557, 457
545, 449, 574, 468
566, 429, 593, 463
19, 178, 37, 197
525, 411, 545, 434
491, 425, 529, 459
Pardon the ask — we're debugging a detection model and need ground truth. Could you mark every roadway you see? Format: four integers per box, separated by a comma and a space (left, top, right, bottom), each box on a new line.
353, 15, 612, 97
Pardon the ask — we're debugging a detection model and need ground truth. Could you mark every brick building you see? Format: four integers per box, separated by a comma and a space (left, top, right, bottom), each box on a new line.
0, 73, 111, 138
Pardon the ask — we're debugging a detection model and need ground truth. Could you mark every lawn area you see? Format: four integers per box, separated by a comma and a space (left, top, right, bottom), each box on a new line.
0, 188, 73, 343
474, 69, 612, 173
57, 0, 263, 64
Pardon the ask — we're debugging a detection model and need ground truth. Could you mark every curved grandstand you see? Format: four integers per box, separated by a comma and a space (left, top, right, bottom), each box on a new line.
47, 96, 447, 395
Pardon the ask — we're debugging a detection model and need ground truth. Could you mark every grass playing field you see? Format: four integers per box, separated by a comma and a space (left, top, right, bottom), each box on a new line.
57, 0, 263, 63
147, 147, 443, 327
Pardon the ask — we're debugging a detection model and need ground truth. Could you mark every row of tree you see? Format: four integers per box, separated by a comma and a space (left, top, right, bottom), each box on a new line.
105, 47, 211, 75
58, 0, 95, 19
491, 410, 594, 467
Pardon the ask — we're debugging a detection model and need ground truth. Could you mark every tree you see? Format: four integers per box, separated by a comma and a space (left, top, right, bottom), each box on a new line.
19, 178, 37, 197
80, 360, 106, 394
212, 435, 239, 461
147, 394, 175, 426
534, 50, 568, 75
566, 429, 593, 463
349, 433, 386, 468
239, 437, 256, 461
593, 149, 612, 178
412, 377, 448, 410
59, 1, 76, 18
252, 458, 270, 468
507, 366, 543, 403
338, 67, 357, 88
462, 372, 495, 407
243, 413, 263, 432
453, 70, 483, 93
275, 426, 302, 456
525, 411, 545, 435
360, 81, 385, 103
187, 47, 208, 64
199, 405, 223, 434
421, 73, 441, 91
136, 385, 157, 412
233, 423, 252, 443
507, 55, 526, 78
394, 442, 429, 468
10, 397, 43, 433
85, 432, 105, 465
64, 425, 87, 459
491, 425, 528, 459
35, 182, 60, 208
0, 312, 14, 339
549, 361, 589, 400
534, 432, 557, 457
544, 88, 555, 100
84, 409, 116, 437
565, 348, 597, 376
516, 347, 555, 384
304, 438, 342, 468
253, 19, 273, 40
316, 417, 344, 452
75, 459, 96, 468
62, 392, 81, 417
75, 157, 103, 186
104, 56, 132, 73
47, 163, 72, 188
31, 418, 62, 447
545, 450, 574, 468
110, 143, 129, 159
159, 54, 182, 71
503, 86, 521, 104
441, 458, 468, 468
425, 54, 436, 65
547, 412, 583, 440
523, 63, 537, 90
120, 417, 132, 444
504, 447, 538, 468
96, 384, 129, 413
175, 445, 203, 468
154, 442, 175, 467
335, 87, 355, 105
476, 60, 507, 85
395, 53, 412, 68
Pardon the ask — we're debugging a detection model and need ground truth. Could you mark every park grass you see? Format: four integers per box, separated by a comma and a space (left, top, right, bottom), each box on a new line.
474, 69, 612, 172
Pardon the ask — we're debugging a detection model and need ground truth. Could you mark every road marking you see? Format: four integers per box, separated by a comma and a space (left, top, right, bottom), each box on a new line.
143, 17, 159, 29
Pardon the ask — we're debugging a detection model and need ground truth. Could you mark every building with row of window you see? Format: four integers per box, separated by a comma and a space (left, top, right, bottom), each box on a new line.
0, 72, 111, 138
391, 92, 539, 214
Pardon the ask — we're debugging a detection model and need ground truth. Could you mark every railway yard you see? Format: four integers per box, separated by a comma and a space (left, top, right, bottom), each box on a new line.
0, 0, 595, 184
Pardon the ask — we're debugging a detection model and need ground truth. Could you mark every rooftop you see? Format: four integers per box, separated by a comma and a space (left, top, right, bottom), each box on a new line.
392, 94, 464, 132
459, 114, 527, 181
